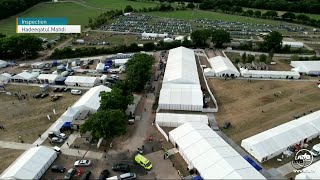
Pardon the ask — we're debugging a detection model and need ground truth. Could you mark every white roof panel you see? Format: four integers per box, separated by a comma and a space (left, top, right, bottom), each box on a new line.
65, 76, 99, 84
209, 56, 240, 76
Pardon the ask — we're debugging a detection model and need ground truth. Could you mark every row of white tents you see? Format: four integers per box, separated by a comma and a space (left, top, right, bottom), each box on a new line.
240, 68, 301, 79
241, 110, 320, 163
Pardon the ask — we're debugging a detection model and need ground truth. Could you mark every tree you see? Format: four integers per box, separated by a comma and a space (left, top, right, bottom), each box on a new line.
211, 30, 231, 48
263, 10, 278, 19
235, 58, 240, 64
282, 12, 295, 20
296, 14, 310, 22
0, 33, 6, 38
80, 110, 127, 139
125, 53, 155, 92
99, 87, 134, 111
191, 29, 213, 47
247, 54, 255, 63
246, 10, 254, 17
143, 42, 155, 51
268, 48, 275, 61
186, 3, 195, 9
262, 31, 283, 52
254, 10, 261, 18
124, 5, 133, 13
241, 52, 247, 63
259, 54, 267, 62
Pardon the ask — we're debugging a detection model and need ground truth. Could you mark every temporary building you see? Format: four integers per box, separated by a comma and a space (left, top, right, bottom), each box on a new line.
156, 113, 208, 127
65, 76, 99, 87
291, 61, 320, 75
164, 37, 174, 43
0, 146, 57, 179
96, 62, 105, 72
175, 36, 184, 41
163, 47, 199, 84
0, 73, 11, 83
203, 68, 215, 77
60, 107, 80, 122
169, 122, 266, 179
158, 84, 203, 111
208, 56, 240, 77
51, 119, 65, 133
240, 68, 300, 79
295, 160, 320, 179
0, 60, 8, 68
100, 74, 108, 83
37, 74, 60, 84
282, 41, 304, 48
72, 85, 111, 113
31, 62, 46, 69
113, 59, 129, 67
11, 72, 38, 82
241, 110, 320, 163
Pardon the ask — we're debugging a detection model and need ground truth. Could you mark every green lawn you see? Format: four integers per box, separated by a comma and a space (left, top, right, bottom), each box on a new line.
0, 2, 104, 38
82, 0, 158, 10
145, 10, 285, 25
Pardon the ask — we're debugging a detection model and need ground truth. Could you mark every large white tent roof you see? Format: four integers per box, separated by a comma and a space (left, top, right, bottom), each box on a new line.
60, 107, 80, 122
0, 60, 7, 67
37, 74, 60, 81
209, 56, 240, 76
65, 76, 99, 84
295, 160, 320, 179
163, 47, 199, 84
0, 146, 57, 179
290, 61, 320, 74
72, 85, 111, 112
240, 69, 300, 78
282, 41, 304, 47
156, 113, 208, 127
169, 123, 265, 179
241, 110, 320, 162
11, 72, 38, 81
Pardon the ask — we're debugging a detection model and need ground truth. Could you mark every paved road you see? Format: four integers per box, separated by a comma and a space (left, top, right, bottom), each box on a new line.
8, 82, 92, 90
208, 76, 320, 82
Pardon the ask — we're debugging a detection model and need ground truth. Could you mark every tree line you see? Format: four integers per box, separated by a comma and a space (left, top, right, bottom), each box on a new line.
0, 0, 49, 20
80, 54, 154, 141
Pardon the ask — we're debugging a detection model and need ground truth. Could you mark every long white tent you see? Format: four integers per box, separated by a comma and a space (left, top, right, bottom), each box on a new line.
240, 68, 300, 79
0, 146, 57, 179
156, 113, 208, 127
169, 122, 266, 179
282, 41, 304, 48
65, 76, 99, 87
295, 161, 320, 179
209, 56, 240, 77
0, 73, 11, 83
163, 47, 199, 85
60, 107, 80, 122
291, 61, 320, 75
11, 72, 38, 82
37, 74, 60, 84
72, 85, 111, 113
241, 110, 320, 163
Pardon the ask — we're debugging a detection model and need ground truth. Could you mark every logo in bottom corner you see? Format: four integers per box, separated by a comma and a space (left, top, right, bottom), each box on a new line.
291, 149, 313, 170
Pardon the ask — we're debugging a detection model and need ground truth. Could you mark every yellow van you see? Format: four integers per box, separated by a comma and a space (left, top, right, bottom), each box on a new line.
134, 154, 152, 170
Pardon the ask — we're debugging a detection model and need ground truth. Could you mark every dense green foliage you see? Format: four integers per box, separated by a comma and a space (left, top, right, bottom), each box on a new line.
262, 31, 283, 52
0, 35, 42, 59
125, 53, 155, 92
190, 29, 213, 47
99, 87, 134, 111
212, 30, 231, 48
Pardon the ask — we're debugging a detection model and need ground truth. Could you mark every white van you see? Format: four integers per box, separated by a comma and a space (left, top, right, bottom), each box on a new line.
310, 143, 320, 157
71, 89, 82, 95
53, 146, 61, 154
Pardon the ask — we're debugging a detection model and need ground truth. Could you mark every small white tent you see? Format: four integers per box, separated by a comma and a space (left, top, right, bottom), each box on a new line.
37, 74, 60, 84
96, 63, 105, 72
0, 60, 8, 68
113, 59, 129, 67
65, 76, 99, 87
60, 107, 80, 122
0, 73, 11, 83
11, 72, 38, 82
164, 37, 173, 43
208, 56, 240, 77
0, 146, 57, 179
156, 113, 208, 127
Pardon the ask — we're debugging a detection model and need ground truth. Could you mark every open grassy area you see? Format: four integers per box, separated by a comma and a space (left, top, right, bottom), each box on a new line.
208, 79, 320, 144
0, 85, 79, 143
82, 0, 157, 10
0, 149, 24, 174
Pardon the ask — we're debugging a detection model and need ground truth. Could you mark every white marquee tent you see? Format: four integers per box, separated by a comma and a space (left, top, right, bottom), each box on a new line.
241, 110, 320, 163
169, 122, 266, 179
240, 68, 300, 79
60, 107, 80, 122
65, 76, 99, 87
141, 32, 168, 38
37, 74, 60, 84
51, 119, 65, 133
0, 60, 8, 68
158, 84, 203, 111
113, 59, 129, 67
164, 37, 174, 43
295, 161, 320, 179
96, 62, 105, 72
156, 113, 208, 127
209, 56, 240, 77
163, 47, 199, 84
291, 61, 320, 75
282, 41, 304, 48
203, 68, 215, 77
11, 72, 38, 82
0, 146, 57, 179
72, 85, 111, 113
0, 73, 11, 83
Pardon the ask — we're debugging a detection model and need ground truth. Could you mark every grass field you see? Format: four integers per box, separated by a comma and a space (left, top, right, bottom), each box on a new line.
81, 0, 157, 10
0, 85, 79, 143
208, 79, 320, 144
0, 149, 24, 174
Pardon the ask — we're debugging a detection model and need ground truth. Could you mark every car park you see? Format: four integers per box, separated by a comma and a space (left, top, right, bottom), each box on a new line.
51, 164, 65, 173
99, 169, 110, 180
74, 159, 91, 167
40, 93, 49, 98
64, 168, 77, 180
119, 173, 136, 180
80, 170, 91, 180
112, 163, 130, 172
71, 89, 82, 95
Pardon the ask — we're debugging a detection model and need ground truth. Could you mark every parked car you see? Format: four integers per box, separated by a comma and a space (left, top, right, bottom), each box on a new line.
53, 88, 60, 92
134, 154, 152, 170
51, 164, 65, 173
48, 131, 67, 139
119, 173, 136, 180
33, 93, 42, 98
64, 168, 77, 180
80, 170, 91, 180
51, 95, 61, 102
99, 169, 110, 180
111, 74, 119, 79
40, 93, 49, 98
59, 88, 65, 92
71, 89, 82, 95
310, 143, 320, 157
51, 137, 64, 143
74, 159, 91, 167
53, 146, 62, 154
112, 164, 130, 172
